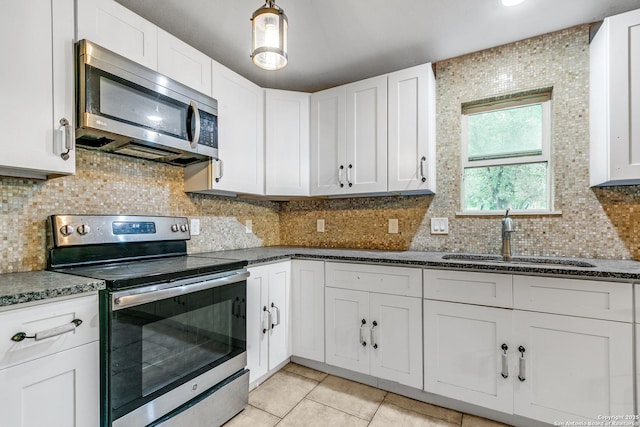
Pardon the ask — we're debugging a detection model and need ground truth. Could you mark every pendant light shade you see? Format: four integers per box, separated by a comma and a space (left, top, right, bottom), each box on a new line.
251, 0, 288, 70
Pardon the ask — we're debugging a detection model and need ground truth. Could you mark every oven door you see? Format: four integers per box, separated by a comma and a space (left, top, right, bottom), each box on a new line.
103, 269, 248, 426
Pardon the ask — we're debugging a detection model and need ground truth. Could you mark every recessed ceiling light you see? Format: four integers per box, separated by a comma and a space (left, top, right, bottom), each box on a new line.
502, 0, 525, 6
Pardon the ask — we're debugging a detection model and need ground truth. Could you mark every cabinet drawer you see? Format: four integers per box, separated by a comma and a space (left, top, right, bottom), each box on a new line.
423, 269, 512, 308
0, 294, 99, 370
325, 262, 421, 297
513, 276, 632, 322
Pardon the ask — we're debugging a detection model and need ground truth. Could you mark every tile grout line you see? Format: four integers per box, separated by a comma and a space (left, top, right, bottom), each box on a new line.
270, 368, 326, 425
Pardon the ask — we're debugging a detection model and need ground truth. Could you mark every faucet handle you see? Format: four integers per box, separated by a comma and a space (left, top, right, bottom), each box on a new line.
504, 208, 510, 219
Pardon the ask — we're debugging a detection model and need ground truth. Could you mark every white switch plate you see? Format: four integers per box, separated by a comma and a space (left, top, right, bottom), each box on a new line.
317, 219, 325, 233
190, 218, 200, 236
430, 217, 449, 234
388, 218, 399, 234
245, 219, 253, 233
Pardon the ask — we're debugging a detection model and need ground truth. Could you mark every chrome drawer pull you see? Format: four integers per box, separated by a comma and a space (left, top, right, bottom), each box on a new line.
500, 343, 509, 379
11, 319, 82, 342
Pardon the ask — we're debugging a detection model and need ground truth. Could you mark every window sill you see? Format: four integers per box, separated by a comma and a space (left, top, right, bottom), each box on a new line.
455, 210, 562, 217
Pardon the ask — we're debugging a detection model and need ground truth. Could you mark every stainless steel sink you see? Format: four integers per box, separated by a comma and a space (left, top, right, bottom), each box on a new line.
441, 254, 596, 268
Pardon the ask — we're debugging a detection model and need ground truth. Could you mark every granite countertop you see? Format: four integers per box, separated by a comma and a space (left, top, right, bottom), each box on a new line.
197, 246, 640, 281
0, 271, 105, 308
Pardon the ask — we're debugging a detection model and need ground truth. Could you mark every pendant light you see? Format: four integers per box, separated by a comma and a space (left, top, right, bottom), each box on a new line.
251, 0, 288, 70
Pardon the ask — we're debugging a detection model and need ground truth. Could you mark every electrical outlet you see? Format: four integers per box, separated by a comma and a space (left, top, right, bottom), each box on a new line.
245, 219, 253, 233
388, 218, 399, 234
190, 218, 200, 236
317, 219, 325, 233
430, 217, 449, 235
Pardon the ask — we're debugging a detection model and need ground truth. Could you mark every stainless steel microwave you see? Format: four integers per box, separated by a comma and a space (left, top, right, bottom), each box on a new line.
76, 39, 218, 166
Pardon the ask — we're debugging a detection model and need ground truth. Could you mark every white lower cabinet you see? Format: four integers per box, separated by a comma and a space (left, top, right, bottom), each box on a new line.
513, 310, 633, 423
423, 300, 513, 413
424, 271, 634, 424
246, 261, 291, 384
0, 294, 99, 427
291, 260, 325, 362
325, 262, 422, 388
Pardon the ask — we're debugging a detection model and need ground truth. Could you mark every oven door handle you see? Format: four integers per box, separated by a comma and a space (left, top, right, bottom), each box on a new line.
112, 270, 250, 310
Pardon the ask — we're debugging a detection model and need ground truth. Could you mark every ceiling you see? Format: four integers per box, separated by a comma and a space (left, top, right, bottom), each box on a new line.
115, 0, 640, 92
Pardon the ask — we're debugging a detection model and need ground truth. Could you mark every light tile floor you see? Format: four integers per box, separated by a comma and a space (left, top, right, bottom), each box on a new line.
224, 363, 512, 427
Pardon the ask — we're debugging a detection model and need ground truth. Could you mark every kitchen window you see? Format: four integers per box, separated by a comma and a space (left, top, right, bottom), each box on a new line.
460, 89, 552, 214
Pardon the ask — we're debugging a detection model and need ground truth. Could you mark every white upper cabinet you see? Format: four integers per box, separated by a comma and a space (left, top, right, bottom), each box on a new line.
0, 0, 76, 179
346, 76, 388, 194
310, 76, 387, 196
157, 29, 212, 96
265, 90, 310, 197
76, 0, 158, 70
310, 86, 347, 196
388, 64, 436, 193
590, 8, 640, 186
185, 62, 265, 196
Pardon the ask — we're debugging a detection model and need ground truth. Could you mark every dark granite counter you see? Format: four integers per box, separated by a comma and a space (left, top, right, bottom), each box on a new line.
196, 246, 640, 281
0, 271, 105, 308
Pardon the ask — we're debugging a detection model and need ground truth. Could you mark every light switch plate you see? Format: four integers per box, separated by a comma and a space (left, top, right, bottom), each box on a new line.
190, 218, 200, 236
430, 217, 449, 234
317, 219, 325, 233
245, 219, 253, 233
388, 218, 399, 234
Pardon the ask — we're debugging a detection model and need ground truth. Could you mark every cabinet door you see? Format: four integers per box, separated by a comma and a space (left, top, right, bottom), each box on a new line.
310, 86, 347, 196
423, 300, 513, 414
291, 260, 325, 362
267, 262, 291, 370
77, 0, 158, 70
388, 64, 436, 193
370, 293, 422, 389
246, 265, 269, 384
513, 310, 634, 423
211, 61, 265, 195
265, 90, 311, 196
325, 287, 369, 374
0, 0, 75, 179
157, 29, 212, 96
345, 75, 387, 193
0, 342, 99, 427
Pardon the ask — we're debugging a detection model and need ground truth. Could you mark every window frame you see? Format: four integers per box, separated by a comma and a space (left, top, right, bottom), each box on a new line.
460, 97, 553, 214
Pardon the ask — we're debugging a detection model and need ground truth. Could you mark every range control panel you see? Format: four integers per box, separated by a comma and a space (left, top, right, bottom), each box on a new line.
50, 214, 190, 247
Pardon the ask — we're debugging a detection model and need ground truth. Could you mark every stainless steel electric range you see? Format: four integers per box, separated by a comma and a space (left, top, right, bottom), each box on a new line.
47, 214, 249, 427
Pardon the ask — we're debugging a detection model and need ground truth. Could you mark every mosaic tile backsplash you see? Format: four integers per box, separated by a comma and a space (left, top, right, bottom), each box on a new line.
2, 23, 640, 274
0, 149, 280, 273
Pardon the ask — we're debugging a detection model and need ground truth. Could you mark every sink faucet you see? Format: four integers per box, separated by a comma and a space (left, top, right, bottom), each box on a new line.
501, 209, 515, 260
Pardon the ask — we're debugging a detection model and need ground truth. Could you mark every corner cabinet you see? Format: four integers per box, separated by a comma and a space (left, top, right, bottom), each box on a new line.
291, 260, 325, 362
590, 8, 640, 186
0, 0, 75, 179
185, 62, 265, 196
387, 64, 436, 193
265, 90, 311, 197
246, 261, 291, 386
310, 76, 388, 196
324, 262, 422, 389
0, 294, 99, 427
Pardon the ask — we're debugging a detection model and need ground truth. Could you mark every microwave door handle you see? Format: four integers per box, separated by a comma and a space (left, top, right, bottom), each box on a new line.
188, 101, 201, 149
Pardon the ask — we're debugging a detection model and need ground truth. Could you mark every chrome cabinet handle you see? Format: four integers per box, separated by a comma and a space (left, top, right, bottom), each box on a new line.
359, 318, 367, 347
419, 156, 427, 183
518, 346, 526, 382
338, 165, 345, 188
188, 101, 201, 149
270, 302, 281, 329
56, 117, 74, 161
214, 158, 223, 183
501, 343, 508, 379
262, 306, 271, 334
11, 319, 82, 342
371, 320, 378, 349
347, 164, 353, 187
